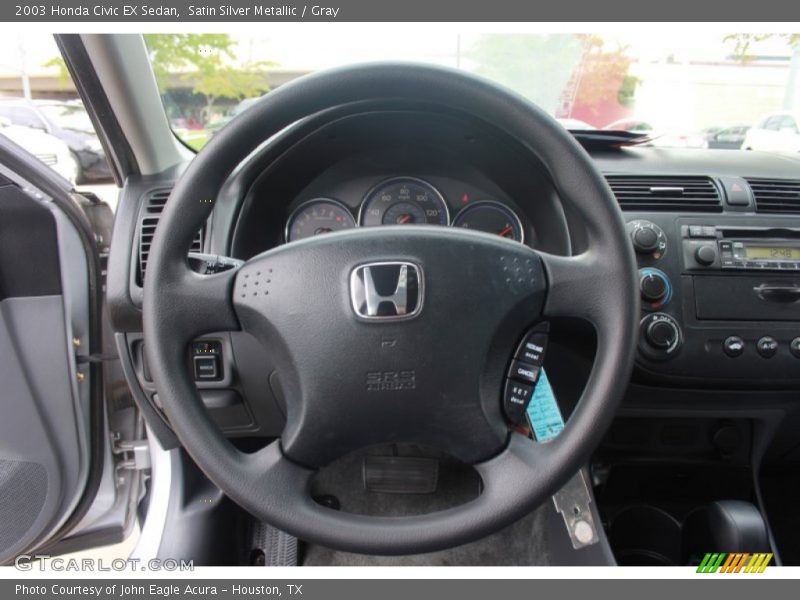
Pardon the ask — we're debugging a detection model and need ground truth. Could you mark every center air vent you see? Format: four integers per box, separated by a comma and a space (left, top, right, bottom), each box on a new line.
746, 179, 800, 214
605, 175, 722, 212
137, 188, 204, 284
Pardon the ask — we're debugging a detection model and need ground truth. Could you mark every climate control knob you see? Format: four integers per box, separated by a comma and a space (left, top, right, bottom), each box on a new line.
632, 226, 659, 253
639, 313, 682, 361
639, 268, 672, 309
646, 319, 679, 349
626, 220, 668, 259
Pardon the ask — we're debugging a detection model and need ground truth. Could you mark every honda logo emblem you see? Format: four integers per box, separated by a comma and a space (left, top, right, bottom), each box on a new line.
350, 262, 424, 320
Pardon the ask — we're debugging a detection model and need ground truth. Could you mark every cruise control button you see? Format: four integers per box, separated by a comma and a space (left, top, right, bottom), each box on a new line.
790, 338, 800, 358
757, 336, 778, 358
516, 333, 548, 365
508, 360, 540, 384
723, 336, 745, 358
503, 380, 534, 424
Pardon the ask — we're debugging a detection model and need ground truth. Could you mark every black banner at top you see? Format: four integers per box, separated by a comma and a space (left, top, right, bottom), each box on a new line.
2, 0, 798, 22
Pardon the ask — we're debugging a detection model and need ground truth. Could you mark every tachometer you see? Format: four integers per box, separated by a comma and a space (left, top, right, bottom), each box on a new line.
359, 177, 450, 227
452, 200, 524, 243
285, 198, 356, 242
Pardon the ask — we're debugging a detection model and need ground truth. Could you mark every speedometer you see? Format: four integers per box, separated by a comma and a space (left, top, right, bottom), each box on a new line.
285, 198, 356, 242
359, 177, 450, 227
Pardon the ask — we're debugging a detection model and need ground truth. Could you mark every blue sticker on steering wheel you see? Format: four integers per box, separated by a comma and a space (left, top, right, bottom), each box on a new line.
526, 368, 564, 442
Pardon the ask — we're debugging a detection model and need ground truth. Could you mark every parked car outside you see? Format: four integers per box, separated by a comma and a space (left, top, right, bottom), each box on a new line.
0, 98, 111, 182
705, 125, 749, 149
742, 112, 800, 153
0, 116, 79, 182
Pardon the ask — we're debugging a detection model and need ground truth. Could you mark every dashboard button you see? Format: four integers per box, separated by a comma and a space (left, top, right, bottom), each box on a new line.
723, 336, 745, 358
757, 336, 778, 358
702, 226, 717, 238
688, 225, 703, 238
503, 380, 534, 425
790, 338, 800, 359
508, 360, 540, 384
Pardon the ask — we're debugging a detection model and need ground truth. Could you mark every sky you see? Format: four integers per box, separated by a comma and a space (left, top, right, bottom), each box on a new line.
0, 30, 795, 77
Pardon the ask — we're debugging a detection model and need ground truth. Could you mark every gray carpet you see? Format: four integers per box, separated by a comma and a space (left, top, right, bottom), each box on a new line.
302, 445, 554, 566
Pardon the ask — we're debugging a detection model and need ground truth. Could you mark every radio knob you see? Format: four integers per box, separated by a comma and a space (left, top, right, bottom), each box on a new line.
645, 319, 679, 350
695, 245, 717, 266
632, 225, 660, 254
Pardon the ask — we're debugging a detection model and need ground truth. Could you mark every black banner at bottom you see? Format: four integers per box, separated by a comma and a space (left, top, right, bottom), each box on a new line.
2, 579, 798, 600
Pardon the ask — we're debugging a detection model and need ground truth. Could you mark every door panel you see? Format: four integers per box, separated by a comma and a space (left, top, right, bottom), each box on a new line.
0, 179, 92, 563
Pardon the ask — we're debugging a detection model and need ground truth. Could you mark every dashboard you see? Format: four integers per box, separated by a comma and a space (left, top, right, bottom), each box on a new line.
107, 104, 800, 448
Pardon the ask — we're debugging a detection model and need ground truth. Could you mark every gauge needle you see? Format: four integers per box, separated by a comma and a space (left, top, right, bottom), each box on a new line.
498, 226, 513, 237
397, 215, 413, 224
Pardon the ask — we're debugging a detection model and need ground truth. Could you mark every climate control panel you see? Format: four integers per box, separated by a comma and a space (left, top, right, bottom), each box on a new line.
625, 215, 800, 384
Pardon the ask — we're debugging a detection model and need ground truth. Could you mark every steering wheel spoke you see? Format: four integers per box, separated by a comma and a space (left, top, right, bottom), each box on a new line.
539, 250, 635, 333
157, 266, 240, 343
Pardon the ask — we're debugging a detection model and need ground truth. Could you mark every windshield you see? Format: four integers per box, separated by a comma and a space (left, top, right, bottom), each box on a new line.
145, 31, 800, 151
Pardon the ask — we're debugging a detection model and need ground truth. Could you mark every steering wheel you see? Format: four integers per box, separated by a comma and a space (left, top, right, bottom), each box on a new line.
143, 63, 638, 555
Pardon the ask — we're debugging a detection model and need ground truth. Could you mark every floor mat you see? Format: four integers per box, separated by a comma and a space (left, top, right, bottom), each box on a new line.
302, 447, 554, 566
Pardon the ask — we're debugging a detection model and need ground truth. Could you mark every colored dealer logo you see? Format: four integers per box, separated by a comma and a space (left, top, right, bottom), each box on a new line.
696, 552, 773, 573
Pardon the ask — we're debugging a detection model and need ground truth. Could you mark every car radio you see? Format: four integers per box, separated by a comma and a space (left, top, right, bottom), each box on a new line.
682, 225, 800, 272
719, 240, 800, 270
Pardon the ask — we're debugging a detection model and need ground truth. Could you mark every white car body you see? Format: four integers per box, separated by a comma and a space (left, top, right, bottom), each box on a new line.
743, 112, 800, 153
0, 121, 78, 182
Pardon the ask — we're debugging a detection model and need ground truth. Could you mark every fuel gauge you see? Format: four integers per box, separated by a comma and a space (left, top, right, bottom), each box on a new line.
452, 200, 524, 243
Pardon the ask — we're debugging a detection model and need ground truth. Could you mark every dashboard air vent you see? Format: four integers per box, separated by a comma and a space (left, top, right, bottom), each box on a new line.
137, 188, 204, 284
605, 175, 722, 212
746, 179, 800, 214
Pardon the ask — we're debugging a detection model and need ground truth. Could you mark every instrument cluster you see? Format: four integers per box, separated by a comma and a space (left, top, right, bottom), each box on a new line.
285, 176, 525, 244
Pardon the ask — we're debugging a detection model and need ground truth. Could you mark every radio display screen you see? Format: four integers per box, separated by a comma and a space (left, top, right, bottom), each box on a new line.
745, 246, 800, 260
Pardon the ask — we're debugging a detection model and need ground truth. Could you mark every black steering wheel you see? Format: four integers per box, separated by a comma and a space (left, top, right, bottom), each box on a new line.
143, 63, 639, 555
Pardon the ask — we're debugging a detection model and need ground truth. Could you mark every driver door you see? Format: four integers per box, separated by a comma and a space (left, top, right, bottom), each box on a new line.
0, 128, 139, 565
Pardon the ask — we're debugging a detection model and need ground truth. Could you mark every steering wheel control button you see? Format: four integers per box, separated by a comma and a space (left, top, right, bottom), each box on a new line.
191, 340, 222, 381
638, 268, 672, 310
757, 336, 778, 358
695, 245, 717, 266
638, 313, 682, 360
193, 355, 220, 380
508, 360, 540, 384
503, 380, 534, 425
723, 336, 745, 358
517, 334, 548, 364
515, 322, 550, 365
